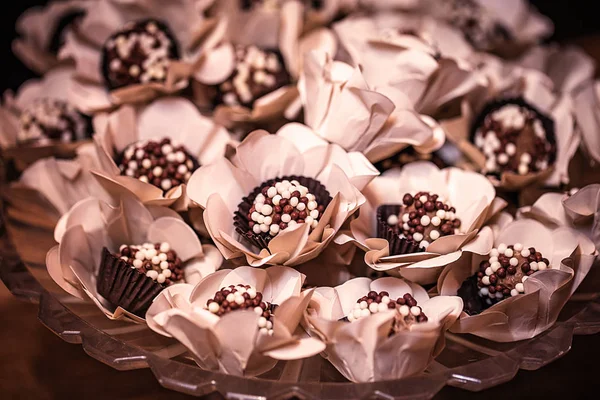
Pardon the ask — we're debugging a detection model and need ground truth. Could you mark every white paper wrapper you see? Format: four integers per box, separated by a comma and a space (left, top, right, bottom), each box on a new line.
438, 218, 597, 342
146, 266, 325, 376
187, 125, 376, 266
0, 66, 92, 170
335, 162, 503, 284
442, 55, 578, 189
194, 7, 338, 129
92, 97, 233, 211
518, 186, 600, 253
297, 52, 444, 162
12, 0, 91, 74
304, 276, 463, 382
46, 194, 223, 323
573, 80, 600, 164
333, 13, 485, 118
6, 143, 111, 229
57, 0, 213, 112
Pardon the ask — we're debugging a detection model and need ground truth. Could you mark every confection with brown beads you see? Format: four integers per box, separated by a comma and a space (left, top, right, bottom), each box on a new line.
116, 242, 183, 286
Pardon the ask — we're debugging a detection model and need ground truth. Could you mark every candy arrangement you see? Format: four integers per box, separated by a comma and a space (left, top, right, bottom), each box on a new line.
1, 0, 598, 392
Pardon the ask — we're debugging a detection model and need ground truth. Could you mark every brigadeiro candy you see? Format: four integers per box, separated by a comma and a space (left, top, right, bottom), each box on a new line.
214, 45, 291, 109
377, 191, 462, 254
458, 242, 546, 315
97, 241, 184, 317
101, 19, 180, 90
234, 176, 331, 249
17, 97, 91, 146
205, 284, 275, 335
116, 137, 199, 192
471, 98, 556, 178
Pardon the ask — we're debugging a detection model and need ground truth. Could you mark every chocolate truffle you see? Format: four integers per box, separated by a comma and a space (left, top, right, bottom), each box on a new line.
378, 192, 462, 253
238, 0, 324, 11
439, 0, 511, 50
205, 284, 275, 335
96, 242, 183, 317
17, 98, 91, 145
234, 176, 331, 249
215, 45, 290, 108
117, 138, 199, 192
101, 19, 180, 90
459, 242, 548, 314
116, 242, 184, 286
472, 98, 556, 177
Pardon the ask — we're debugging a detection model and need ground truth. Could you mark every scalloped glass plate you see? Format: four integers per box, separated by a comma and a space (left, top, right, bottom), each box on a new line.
2, 196, 600, 400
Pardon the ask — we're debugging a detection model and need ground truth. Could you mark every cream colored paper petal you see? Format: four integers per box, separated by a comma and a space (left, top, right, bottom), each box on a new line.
370, 277, 415, 301
573, 82, 600, 163
272, 289, 314, 334
496, 219, 553, 260
46, 246, 86, 300
187, 157, 258, 210
265, 267, 305, 306
334, 277, 373, 315
194, 42, 236, 84
67, 78, 113, 113
14, 66, 75, 108
213, 310, 262, 375
146, 283, 195, 337
183, 245, 225, 286
235, 130, 305, 183
147, 217, 203, 261
263, 337, 326, 360
189, 269, 234, 306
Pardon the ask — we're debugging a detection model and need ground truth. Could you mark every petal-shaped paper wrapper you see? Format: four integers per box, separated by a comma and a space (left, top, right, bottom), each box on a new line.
46, 194, 223, 323
6, 143, 111, 229
146, 266, 325, 376
297, 52, 440, 163
573, 81, 600, 163
438, 219, 597, 342
0, 66, 92, 171
304, 276, 462, 382
57, 0, 215, 112
91, 97, 233, 211
563, 185, 600, 250
187, 128, 371, 266
332, 15, 484, 118
336, 162, 502, 284
442, 62, 577, 190
12, 0, 91, 74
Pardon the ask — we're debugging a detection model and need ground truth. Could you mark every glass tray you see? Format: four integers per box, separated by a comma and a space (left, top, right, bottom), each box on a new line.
2, 194, 600, 400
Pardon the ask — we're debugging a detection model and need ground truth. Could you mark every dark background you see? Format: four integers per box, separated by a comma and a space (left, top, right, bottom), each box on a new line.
0, 0, 598, 92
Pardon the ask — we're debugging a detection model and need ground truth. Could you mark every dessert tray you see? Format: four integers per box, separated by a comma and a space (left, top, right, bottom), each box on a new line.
2, 196, 599, 400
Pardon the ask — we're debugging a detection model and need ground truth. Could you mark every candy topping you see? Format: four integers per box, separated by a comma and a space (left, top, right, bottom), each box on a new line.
101, 19, 180, 90
117, 242, 183, 286
117, 138, 199, 192
206, 284, 274, 335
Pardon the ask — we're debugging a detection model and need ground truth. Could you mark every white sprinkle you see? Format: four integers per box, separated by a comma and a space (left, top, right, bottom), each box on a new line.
420, 240, 430, 248
497, 153, 509, 165
282, 190, 291, 199
254, 307, 263, 315
402, 214, 410, 223
485, 267, 493, 276
399, 305, 410, 316
509, 257, 518, 266
253, 224, 261, 234
177, 164, 188, 175
267, 186, 277, 198
530, 261, 538, 271
162, 269, 171, 278
258, 317, 267, 328
281, 214, 291, 223
436, 210, 446, 219
257, 215, 265, 224
146, 270, 159, 280
307, 201, 317, 211
410, 306, 421, 316
382, 296, 390, 304
480, 287, 489, 296
429, 230, 440, 240
511, 289, 519, 296
226, 293, 235, 303
387, 215, 399, 226
521, 153, 532, 163
263, 216, 272, 226
161, 179, 172, 191
378, 303, 388, 313
513, 243, 523, 252
419, 195, 428, 203
504, 248, 514, 257
235, 295, 245, 305
135, 251, 145, 260
290, 197, 299, 207
270, 224, 280, 235
305, 216, 314, 225
491, 262, 501, 272
490, 249, 499, 258
152, 256, 160, 265
538, 261, 547, 270
260, 223, 269, 233
272, 195, 281, 206
515, 283, 525, 293
413, 232, 423, 242
296, 202, 306, 211
482, 276, 490, 285
497, 243, 507, 253
160, 261, 169, 269
360, 301, 368, 310
431, 216, 441, 227
251, 211, 259, 222
133, 259, 143, 268
208, 302, 220, 313
369, 302, 379, 313
310, 210, 319, 219
261, 204, 273, 216
505, 143, 516, 156
142, 159, 151, 169
259, 327, 269, 335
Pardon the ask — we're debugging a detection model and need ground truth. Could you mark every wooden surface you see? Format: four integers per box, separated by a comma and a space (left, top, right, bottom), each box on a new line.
0, 279, 599, 399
